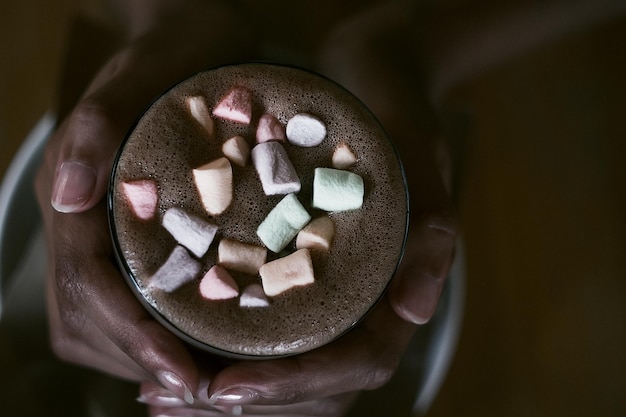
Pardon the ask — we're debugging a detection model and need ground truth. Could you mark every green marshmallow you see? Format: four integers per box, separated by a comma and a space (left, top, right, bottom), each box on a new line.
313, 167, 364, 212
257, 194, 311, 253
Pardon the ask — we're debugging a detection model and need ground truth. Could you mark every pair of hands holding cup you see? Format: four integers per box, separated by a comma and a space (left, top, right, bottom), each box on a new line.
35, 2, 457, 416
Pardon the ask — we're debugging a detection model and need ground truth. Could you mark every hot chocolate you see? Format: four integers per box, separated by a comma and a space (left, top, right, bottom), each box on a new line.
108, 63, 408, 358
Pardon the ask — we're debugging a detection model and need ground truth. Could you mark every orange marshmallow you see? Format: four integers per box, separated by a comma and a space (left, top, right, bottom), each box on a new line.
296, 216, 335, 251
222, 135, 250, 167
193, 157, 233, 216
186, 95, 214, 136
218, 238, 267, 275
259, 249, 315, 296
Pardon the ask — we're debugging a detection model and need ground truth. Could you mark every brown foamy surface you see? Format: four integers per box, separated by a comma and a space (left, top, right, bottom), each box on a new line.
110, 63, 408, 358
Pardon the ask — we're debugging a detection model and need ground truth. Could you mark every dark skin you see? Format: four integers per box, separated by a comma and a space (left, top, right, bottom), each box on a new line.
35, 1, 460, 415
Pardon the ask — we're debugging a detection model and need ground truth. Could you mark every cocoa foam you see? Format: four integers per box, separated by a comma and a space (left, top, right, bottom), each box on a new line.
109, 63, 408, 358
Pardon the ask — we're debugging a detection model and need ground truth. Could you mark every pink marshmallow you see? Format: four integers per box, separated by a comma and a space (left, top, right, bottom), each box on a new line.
212, 85, 252, 124
199, 265, 239, 300
122, 179, 158, 221
256, 113, 286, 143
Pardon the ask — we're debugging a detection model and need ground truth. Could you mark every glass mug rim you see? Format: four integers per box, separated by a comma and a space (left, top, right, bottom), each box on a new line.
107, 62, 409, 360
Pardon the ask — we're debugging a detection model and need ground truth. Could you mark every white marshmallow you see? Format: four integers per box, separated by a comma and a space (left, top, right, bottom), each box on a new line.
256, 113, 286, 143
150, 245, 201, 292
199, 265, 239, 300
162, 207, 218, 258
186, 95, 214, 136
332, 142, 357, 169
296, 216, 335, 251
122, 179, 158, 221
218, 238, 267, 275
251, 141, 301, 196
313, 167, 364, 212
239, 284, 270, 308
257, 193, 311, 253
286, 113, 326, 147
212, 85, 252, 124
193, 157, 233, 216
259, 248, 315, 296
222, 135, 250, 167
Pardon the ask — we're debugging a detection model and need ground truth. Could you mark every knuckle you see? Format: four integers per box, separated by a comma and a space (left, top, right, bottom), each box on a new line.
362, 352, 401, 390
70, 98, 116, 138
52, 252, 89, 330
116, 319, 161, 363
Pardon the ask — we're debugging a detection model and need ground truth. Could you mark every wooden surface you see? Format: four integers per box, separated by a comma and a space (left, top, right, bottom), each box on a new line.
1, 3, 625, 417
428, 16, 626, 417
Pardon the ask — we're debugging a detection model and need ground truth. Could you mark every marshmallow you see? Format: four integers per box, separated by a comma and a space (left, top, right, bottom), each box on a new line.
186, 95, 214, 136
239, 284, 270, 308
162, 207, 218, 258
122, 179, 158, 221
332, 142, 357, 169
251, 141, 301, 195
212, 85, 252, 124
150, 245, 201, 292
218, 238, 267, 275
256, 113, 286, 143
296, 216, 335, 251
257, 193, 311, 253
313, 167, 364, 212
259, 248, 315, 296
222, 135, 250, 167
199, 265, 239, 300
193, 157, 233, 216
286, 113, 326, 147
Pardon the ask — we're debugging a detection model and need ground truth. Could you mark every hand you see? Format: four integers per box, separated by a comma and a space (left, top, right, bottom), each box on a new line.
316, 2, 458, 329
35, 0, 257, 403
35, 2, 457, 416
138, 3, 458, 416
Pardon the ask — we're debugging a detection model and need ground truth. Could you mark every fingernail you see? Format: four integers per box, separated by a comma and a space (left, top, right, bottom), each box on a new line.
195, 381, 208, 406
208, 387, 259, 405
397, 302, 431, 325
156, 370, 195, 405
136, 389, 187, 407
51, 161, 97, 213
396, 273, 442, 325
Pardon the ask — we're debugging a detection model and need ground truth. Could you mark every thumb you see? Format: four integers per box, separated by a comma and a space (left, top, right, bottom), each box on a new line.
50, 43, 181, 213
51, 42, 199, 213
50, 6, 257, 213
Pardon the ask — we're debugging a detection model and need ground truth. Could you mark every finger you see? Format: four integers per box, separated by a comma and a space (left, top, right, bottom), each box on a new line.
51, 5, 258, 214
37, 123, 200, 403
48, 203, 200, 404
206, 298, 415, 407
390, 206, 457, 324
37, 137, 145, 381
148, 393, 356, 417
232, 393, 357, 417
317, 11, 458, 325
138, 380, 191, 409
50, 45, 188, 213
46, 272, 147, 381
